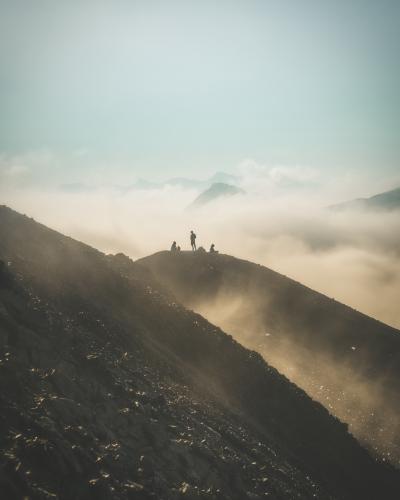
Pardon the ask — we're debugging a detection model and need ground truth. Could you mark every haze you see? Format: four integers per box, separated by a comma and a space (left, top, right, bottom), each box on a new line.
1, 2, 399, 325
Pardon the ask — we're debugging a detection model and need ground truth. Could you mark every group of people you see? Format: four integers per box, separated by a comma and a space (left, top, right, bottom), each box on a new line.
170, 230, 218, 254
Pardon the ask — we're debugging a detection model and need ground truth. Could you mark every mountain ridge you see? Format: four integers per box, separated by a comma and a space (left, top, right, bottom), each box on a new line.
188, 183, 245, 209
137, 250, 400, 464
329, 186, 400, 212
0, 205, 399, 499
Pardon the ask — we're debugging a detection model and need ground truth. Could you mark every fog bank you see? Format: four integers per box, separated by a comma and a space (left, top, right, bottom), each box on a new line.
1, 158, 399, 328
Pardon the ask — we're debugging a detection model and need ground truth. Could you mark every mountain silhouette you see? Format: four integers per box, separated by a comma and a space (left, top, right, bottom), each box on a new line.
0, 205, 399, 499
125, 172, 240, 193
189, 183, 245, 209
56, 172, 240, 194
137, 251, 400, 465
329, 186, 400, 212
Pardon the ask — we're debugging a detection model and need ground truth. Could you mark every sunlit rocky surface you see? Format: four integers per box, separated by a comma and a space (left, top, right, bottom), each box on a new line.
1, 205, 399, 499
137, 250, 400, 467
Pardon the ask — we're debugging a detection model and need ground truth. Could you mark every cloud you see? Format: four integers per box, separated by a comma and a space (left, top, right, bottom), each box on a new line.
0, 150, 59, 188
2, 164, 30, 177
1, 154, 399, 329
2, 157, 400, 464
236, 159, 321, 193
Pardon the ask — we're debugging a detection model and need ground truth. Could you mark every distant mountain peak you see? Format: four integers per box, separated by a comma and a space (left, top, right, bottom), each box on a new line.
329, 186, 400, 212
122, 171, 240, 193
189, 182, 245, 209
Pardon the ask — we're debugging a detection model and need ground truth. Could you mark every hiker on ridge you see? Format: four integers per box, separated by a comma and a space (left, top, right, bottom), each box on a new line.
209, 243, 218, 253
190, 230, 197, 251
170, 241, 177, 252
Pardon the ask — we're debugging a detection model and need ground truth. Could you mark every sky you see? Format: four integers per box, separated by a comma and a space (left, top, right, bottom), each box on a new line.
1, 0, 399, 181
1, 1, 400, 329
1, 1, 400, 465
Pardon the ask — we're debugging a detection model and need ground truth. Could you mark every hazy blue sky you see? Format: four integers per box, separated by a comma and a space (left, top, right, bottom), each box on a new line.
1, 0, 399, 181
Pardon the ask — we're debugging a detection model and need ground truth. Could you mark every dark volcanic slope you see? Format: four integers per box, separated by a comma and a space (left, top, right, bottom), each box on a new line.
136, 251, 400, 382
0, 206, 399, 499
137, 251, 400, 463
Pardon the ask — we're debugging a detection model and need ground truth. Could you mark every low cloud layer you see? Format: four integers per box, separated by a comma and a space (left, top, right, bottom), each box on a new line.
1, 155, 399, 329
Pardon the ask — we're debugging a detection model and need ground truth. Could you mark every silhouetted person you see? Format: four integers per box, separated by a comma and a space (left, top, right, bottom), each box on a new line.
209, 243, 218, 253
190, 230, 197, 251
177, 245, 181, 252
171, 241, 177, 252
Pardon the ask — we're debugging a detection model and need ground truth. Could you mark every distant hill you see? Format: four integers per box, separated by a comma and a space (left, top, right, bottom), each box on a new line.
56, 172, 241, 194
138, 251, 400, 465
189, 182, 245, 209
329, 187, 400, 212
1, 205, 399, 498
127, 171, 240, 192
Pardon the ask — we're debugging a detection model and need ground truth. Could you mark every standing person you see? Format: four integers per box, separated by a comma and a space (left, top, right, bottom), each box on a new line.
190, 230, 197, 251
170, 241, 177, 252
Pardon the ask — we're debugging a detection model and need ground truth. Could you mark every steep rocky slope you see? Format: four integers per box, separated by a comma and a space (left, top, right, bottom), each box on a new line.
136, 251, 400, 464
0, 205, 399, 499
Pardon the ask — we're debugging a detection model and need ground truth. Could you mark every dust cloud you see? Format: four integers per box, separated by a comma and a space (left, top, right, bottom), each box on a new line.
1, 168, 399, 329
1, 159, 400, 464
192, 291, 400, 466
